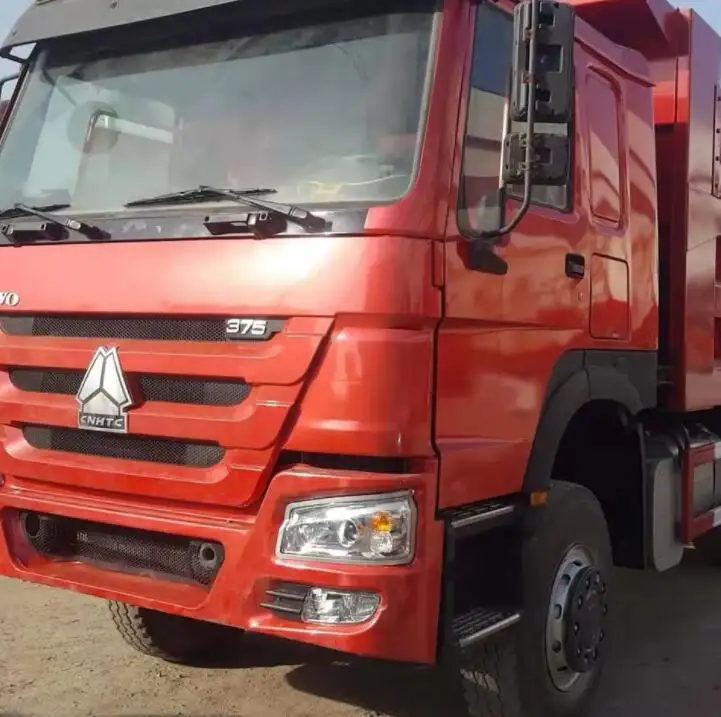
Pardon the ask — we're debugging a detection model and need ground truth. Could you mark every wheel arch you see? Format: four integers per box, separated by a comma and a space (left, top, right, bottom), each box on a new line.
523, 349, 655, 495
523, 349, 656, 568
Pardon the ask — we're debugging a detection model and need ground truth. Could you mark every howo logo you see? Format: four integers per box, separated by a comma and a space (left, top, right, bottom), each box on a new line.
0, 291, 20, 307
76, 347, 134, 433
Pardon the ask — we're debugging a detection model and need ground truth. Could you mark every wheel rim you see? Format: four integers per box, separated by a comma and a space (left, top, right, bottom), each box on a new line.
545, 544, 609, 692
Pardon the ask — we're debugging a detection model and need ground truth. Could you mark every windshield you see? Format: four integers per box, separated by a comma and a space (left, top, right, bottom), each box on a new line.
0, 1, 436, 215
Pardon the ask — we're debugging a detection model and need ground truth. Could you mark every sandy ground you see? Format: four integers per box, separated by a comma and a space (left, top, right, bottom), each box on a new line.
2, 557, 721, 717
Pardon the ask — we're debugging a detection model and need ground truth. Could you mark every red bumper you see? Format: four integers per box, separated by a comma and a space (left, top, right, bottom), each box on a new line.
0, 464, 444, 664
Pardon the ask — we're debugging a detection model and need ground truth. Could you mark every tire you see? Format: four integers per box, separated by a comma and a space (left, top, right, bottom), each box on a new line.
457, 481, 613, 717
108, 601, 242, 664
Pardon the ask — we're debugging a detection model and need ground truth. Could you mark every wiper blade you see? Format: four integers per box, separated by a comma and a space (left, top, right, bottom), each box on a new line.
125, 186, 276, 207
0, 202, 70, 220
126, 185, 329, 233
1, 203, 105, 242
200, 186, 329, 233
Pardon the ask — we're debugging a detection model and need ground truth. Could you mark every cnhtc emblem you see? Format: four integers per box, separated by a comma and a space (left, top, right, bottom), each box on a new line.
76, 347, 134, 433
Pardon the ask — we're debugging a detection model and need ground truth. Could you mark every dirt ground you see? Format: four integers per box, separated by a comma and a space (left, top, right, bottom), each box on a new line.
3, 557, 721, 717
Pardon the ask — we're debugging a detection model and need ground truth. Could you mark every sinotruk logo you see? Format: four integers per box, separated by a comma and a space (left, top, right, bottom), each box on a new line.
76, 347, 134, 433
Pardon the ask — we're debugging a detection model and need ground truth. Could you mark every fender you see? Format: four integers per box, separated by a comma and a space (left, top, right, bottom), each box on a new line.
523, 349, 657, 494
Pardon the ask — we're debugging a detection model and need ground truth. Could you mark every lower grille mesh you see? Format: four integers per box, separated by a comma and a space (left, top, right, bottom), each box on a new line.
20, 511, 224, 587
10, 368, 251, 407
23, 425, 224, 468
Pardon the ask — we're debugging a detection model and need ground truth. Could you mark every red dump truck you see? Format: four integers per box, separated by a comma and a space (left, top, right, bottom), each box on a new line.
0, 0, 718, 714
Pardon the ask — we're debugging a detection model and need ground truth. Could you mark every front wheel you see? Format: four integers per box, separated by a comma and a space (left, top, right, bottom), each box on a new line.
459, 481, 613, 717
109, 601, 242, 665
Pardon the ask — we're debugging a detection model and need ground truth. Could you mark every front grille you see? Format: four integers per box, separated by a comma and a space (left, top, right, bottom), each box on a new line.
23, 425, 224, 468
10, 368, 251, 407
0, 315, 284, 342
19, 511, 224, 587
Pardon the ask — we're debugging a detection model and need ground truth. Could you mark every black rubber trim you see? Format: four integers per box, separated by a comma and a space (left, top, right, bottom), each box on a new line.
522, 349, 657, 494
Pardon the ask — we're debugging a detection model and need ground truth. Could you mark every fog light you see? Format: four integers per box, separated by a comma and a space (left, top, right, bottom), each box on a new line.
301, 587, 380, 625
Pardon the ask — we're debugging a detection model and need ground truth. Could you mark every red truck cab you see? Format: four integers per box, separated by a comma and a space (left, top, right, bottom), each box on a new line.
1, 1, 721, 716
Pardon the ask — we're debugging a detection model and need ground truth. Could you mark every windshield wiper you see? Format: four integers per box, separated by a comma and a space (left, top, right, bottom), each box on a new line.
125, 186, 276, 208
125, 186, 329, 233
1, 202, 105, 243
0, 202, 70, 220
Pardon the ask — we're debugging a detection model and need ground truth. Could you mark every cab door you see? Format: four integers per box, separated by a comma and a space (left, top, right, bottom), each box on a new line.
435, 0, 589, 508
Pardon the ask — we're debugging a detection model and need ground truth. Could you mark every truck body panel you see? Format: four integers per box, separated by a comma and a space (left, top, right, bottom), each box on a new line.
1, 235, 439, 508
651, 8, 721, 411
436, 0, 658, 507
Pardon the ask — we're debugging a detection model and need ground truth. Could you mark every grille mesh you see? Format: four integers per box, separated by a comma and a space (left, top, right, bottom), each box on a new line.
10, 368, 251, 407
23, 425, 224, 468
22, 512, 223, 587
0, 315, 283, 342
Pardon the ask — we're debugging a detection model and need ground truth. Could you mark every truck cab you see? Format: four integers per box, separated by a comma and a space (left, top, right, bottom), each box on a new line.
2, 1, 720, 716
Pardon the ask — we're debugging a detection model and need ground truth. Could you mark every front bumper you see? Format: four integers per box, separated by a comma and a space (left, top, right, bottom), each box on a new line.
0, 463, 444, 664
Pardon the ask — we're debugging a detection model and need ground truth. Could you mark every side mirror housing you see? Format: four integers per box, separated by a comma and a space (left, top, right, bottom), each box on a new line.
510, 1, 575, 124
504, 0, 575, 189
469, 0, 576, 272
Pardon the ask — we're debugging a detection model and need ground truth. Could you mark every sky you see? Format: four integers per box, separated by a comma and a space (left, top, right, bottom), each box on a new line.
0, 0, 718, 74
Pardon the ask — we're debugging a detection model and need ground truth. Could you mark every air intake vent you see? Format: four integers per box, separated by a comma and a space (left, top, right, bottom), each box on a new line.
23, 425, 224, 468
10, 369, 251, 407
19, 511, 224, 587
0, 315, 283, 342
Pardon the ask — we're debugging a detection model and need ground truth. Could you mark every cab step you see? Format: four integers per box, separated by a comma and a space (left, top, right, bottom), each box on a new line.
452, 606, 521, 649
445, 501, 519, 537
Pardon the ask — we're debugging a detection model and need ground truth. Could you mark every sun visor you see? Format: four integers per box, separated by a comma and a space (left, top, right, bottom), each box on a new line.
1, 0, 244, 55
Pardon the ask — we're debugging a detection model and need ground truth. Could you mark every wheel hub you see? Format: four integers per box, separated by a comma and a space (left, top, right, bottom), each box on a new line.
545, 545, 609, 692
562, 566, 608, 673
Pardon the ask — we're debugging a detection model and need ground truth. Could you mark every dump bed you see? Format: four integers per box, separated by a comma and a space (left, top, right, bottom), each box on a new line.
574, 0, 721, 412
652, 6, 721, 412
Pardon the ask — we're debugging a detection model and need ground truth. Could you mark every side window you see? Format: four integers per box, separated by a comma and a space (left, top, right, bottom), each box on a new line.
586, 70, 621, 223
459, 2, 572, 235
459, 3, 513, 234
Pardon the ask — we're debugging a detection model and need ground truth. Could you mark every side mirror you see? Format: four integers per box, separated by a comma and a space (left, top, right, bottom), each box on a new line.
477, 0, 575, 247
510, 1, 575, 124
504, 0, 574, 188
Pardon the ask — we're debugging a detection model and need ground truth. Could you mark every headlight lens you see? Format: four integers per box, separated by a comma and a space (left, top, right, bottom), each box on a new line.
276, 491, 416, 565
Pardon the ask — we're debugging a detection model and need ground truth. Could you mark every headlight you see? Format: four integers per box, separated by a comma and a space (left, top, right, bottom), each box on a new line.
276, 491, 416, 565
